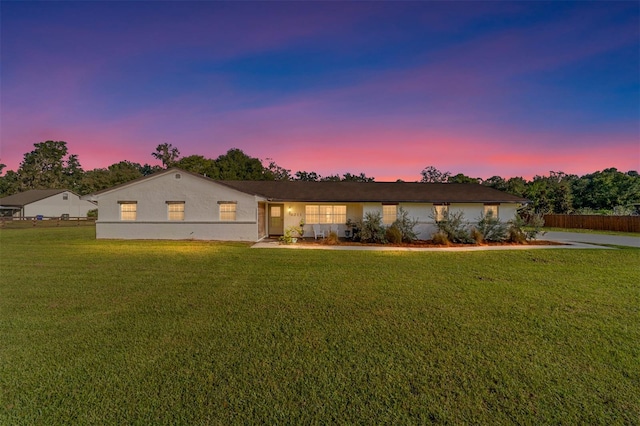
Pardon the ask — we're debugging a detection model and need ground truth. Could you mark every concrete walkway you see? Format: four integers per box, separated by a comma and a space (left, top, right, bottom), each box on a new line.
252, 231, 640, 251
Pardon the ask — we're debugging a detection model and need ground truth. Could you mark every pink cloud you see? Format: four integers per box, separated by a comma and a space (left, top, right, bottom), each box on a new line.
3, 104, 637, 182
2, 2, 636, 184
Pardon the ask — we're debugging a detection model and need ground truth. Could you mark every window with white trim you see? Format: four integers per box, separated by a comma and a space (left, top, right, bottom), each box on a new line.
433, 204, 449, 222
483, 204, 499, 218
382, 205, 397, 225
167, 202, 185, 221
119, 202, 137, 221
305, 205, 346, 224
219, 202, 237, 221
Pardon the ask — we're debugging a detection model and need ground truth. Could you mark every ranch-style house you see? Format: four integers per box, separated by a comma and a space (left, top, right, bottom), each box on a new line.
85, 168, 528, 241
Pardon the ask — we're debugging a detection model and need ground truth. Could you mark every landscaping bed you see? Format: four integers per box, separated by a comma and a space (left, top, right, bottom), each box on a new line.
291, 238, 565, 248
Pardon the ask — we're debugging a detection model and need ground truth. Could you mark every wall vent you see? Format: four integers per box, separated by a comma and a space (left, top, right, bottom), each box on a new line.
175, 173, 181, 179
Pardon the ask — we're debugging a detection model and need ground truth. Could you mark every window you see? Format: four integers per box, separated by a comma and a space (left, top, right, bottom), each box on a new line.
484, 204, 499, 218
167, 202, 185, 221
62, 193, 69, 201
433, 204, 449, 222
305, 205, 319, 223
119, 202, 137, 221
305, 205, 346, 224
219, 202, 237, 221
382, 205, 397, 225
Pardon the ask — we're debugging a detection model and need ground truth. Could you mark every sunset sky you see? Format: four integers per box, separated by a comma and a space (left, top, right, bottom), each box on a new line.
2, 1, 638, 181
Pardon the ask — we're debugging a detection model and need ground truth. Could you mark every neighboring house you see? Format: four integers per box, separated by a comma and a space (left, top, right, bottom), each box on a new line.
0, 189, 97, 218
85, 168, 528, 241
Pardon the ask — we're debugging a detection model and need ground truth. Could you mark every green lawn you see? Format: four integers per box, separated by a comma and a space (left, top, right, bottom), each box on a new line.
1, 228, 638, 424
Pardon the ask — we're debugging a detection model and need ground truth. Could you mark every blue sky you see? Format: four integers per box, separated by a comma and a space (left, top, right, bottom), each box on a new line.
2, 1, 638, 180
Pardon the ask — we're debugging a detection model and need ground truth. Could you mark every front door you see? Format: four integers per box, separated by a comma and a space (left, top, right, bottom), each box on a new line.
258, 202, 267, 239
268, 204, 284, 236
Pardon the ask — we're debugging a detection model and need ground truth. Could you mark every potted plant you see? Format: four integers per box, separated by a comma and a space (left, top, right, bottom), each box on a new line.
345, 218, 356, 239
279, 227, 297, 244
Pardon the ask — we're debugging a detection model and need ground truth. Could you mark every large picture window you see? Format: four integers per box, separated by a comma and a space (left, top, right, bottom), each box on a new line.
382, 204, 397, 225
305, 205, 346, 224
119, 202, 137, 221
167, 202, 185, 221
219, 202, 237, 221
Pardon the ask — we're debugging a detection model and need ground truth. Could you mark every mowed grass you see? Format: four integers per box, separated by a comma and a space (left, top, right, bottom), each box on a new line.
1, 228, 638, 424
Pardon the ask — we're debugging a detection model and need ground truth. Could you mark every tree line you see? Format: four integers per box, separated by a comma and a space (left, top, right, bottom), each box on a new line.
1, 141, 638, 215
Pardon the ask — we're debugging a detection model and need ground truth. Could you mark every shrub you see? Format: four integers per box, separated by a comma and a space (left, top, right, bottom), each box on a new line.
431, 231, 450, 245
385, 225, 403, 244
87, 209, 98, 218
470, 227, 484, 244
475, 212, 508, 242
508, 213, 546, 243
356, 211, 387, 243
392, 207, 419, 242
431, 209, 472, 243
324, 231, 340, 245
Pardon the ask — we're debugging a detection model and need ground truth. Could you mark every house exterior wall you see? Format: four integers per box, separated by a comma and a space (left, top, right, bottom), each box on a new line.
96, 222, 258, 241
281, 202, 363, 238
96, 171, 260, 241
284, 201, 522, 240
22, 192, 96, 218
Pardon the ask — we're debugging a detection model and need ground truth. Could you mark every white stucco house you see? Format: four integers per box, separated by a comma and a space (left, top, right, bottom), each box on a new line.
0, 189, 97, 219
84, 168, 529, 241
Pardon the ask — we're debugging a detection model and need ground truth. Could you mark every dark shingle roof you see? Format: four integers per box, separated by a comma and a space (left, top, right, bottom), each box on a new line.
0, 189, 68, 207
89, 169, 528, 204
218, 180, 528, 204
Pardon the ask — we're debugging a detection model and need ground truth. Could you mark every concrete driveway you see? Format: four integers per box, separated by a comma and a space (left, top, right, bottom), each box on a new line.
541, 231, 640, 248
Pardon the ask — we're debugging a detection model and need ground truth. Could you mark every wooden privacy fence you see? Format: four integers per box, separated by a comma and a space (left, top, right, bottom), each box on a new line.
543, 214, 640, 233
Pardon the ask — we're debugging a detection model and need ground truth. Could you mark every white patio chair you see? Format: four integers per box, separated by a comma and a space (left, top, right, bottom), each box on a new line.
312, 224, 326, 239
329, 224, 339, 237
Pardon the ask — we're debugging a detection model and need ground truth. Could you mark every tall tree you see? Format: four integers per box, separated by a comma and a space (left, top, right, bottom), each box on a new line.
523, 172, 574, 214
79, 161, 145, 194
0, 170, 19, 197
482, 176, 508, 192
294, 171, 320, 181
341, 172, 375, 182
320, 174, 341, 182
447, 173, 481, 184
16, 141, 83, 191
572, 168, 640, 211
174, 155, 218, 178
214, 148, 267, 180
420, 166, 450, 183
263, 159, 292, 181
152, 143, 181, 168
505, 177, 527, 197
